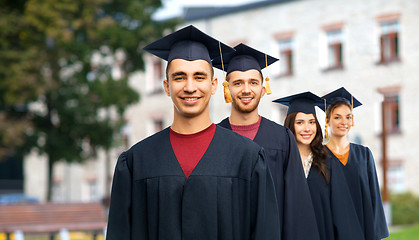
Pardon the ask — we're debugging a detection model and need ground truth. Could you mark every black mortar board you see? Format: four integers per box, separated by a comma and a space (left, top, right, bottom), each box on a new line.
273, 91, 323, 115
321, 87, 362, 111
212, 43, 279, 74
143, 25, 235, 64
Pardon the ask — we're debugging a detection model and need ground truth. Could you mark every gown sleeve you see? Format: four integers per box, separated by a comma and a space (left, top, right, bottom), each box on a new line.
283, 128, 320, 240
250, 148, 281, 240
366, 148, 389, 239
106, 152, 132, 240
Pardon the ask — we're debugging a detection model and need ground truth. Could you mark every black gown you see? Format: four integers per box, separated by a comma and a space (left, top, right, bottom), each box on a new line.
218, 117, 319, 240
307, 162, 334, 240
106, 126, 280, 240
326, 143, 389, 240
307, 155, 365, 240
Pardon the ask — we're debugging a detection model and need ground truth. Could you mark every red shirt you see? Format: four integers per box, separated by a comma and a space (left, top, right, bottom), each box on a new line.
169, 124, 216, 178
230, 116, 261, 140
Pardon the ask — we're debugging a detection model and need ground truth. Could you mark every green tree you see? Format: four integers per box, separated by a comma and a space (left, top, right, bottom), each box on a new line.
0, 0, 44, 159
0, 0, 178, 200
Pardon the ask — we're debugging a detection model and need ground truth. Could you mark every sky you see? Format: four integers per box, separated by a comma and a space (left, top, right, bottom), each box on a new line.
153, 0, 265, 20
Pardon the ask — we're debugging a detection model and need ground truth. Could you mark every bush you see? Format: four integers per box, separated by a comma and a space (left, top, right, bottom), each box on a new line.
391, 192, 419, 225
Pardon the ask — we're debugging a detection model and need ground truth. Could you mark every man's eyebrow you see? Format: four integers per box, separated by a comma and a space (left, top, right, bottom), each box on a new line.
232, 78, 260, 82
171, 71, 208, 78
194, 71, 208, 76
232, 79, 243, 82
171, 71, 186, 78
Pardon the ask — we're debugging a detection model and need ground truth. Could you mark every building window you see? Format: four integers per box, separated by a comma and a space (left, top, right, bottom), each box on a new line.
52, 180, 64, 202
151, 59, 164, 94
153, 60, 163, 80
388, 161, 404, 193
87, 180, 99, 201
379, 21, 400, 63
279, 39, 293, 76
145, 55, 164, 95
384, 93, 400, 134
378, 86, 401, 134
326, 29, 343, 70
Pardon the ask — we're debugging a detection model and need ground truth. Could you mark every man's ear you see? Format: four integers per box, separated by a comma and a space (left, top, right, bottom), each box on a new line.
211, 77, 218, 95
163, 79, 170, 96
261, 86, 266, 97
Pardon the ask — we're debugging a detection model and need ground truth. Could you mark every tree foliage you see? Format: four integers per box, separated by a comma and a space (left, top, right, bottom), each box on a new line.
0, 0, 44, 158
0, 0, 178, 200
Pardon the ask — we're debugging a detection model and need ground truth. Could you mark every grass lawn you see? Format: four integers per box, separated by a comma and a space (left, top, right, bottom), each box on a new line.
387, 225, 419, 240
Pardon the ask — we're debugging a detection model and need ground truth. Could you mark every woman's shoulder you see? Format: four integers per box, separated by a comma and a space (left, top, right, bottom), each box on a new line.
350, 142, 370, 153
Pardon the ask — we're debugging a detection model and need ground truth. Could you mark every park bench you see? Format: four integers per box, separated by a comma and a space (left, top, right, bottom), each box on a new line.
0, 202, 107, 240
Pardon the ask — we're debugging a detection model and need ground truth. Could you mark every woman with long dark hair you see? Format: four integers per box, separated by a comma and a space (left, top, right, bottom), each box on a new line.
322, 87, 389, 240
275, 92, 333, 239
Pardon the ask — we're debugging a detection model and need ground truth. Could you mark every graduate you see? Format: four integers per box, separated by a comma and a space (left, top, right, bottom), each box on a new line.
274, 92, 365, 240
213, 43, 319, 240
106, 26, 280, 240
322, 87, 389, 240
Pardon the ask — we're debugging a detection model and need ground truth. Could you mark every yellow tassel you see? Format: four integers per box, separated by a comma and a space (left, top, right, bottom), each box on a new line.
223, 80, 233, 103
265, 76, 272, 95
324, 120, 329, 139
352, 114, 355, 127
264, 54, 272, 95
324, 100, 328, 139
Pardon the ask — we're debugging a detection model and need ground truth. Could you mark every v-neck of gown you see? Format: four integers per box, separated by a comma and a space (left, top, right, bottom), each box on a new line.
168, 125, 217, 178
326, 143, 351, 166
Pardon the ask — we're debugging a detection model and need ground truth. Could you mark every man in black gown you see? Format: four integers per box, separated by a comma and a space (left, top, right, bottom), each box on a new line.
214, 43, 319, 240
106, 26, 280, 240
